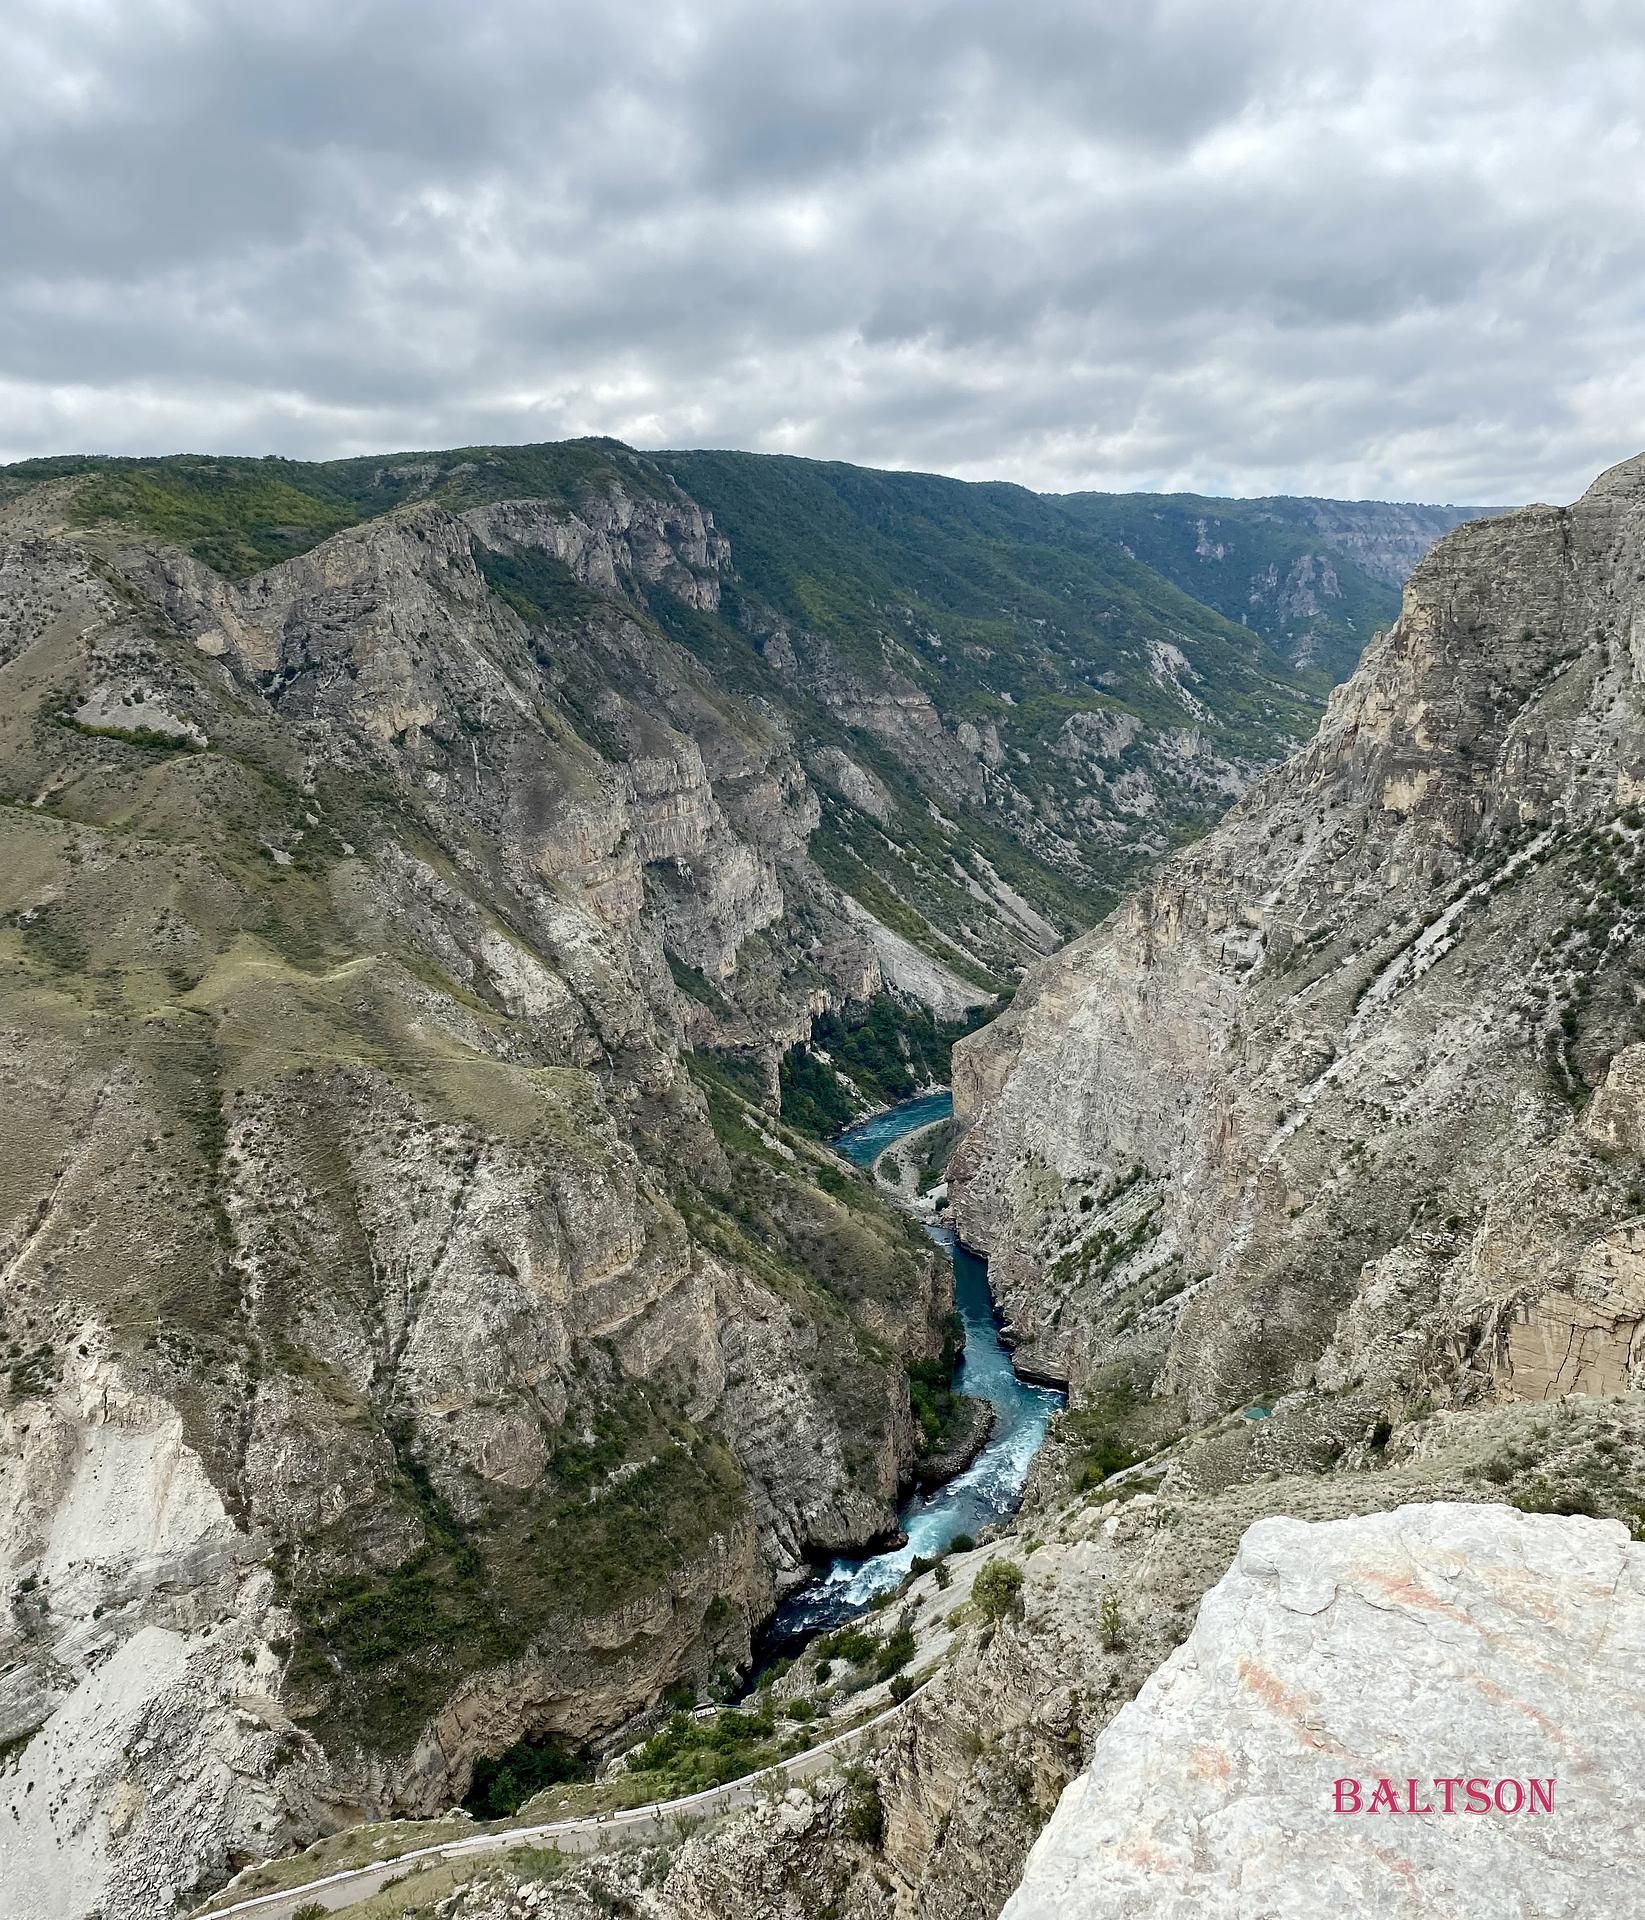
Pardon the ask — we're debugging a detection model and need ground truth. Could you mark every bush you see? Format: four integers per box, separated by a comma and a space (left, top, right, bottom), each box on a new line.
815, 1626, 878, 1668
874, 1625, 916, 1681
841, 1765, 886, 1846
972, 1558, 1024, 1623
888, 1673, 915, 1704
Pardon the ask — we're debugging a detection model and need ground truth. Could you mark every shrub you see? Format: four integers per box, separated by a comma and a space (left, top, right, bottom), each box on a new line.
465, 1735, 593, 1818
1099, 1588, 1125, 1653
815, 1626, 877, 1668
972, 1558, 1024, 1623
841, 1765, 885, 1846
874, 1625, 916, 1680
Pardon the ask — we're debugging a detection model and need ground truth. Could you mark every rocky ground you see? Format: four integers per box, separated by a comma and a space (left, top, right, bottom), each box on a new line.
1004, 1501, 1645, 1919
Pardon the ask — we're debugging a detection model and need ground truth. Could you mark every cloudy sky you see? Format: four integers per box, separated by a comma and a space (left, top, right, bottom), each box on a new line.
3, 0, 1642, 503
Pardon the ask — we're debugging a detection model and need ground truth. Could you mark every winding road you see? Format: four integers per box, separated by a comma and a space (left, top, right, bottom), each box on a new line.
202, 1687, 920, 1918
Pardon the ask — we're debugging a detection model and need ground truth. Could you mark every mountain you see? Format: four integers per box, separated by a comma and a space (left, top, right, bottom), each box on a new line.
0, 438, 1465, 1917
1055, 490, 1483, 679
952, 454, 1645, 1442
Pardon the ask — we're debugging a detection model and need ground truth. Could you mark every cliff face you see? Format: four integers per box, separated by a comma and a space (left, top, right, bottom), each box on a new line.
0, 485, 941, 1919
339, 456, 1645, 1920
953, 456, 1645, 1434
1057, 491, 1483, 678
0, 441, 1469, 1919
422, 1390, 1645, 1920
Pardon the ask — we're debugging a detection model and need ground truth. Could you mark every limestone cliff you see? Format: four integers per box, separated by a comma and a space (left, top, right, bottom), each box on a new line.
1056, 491, 1483, 678
954, 455, 1645, 1440
360, 456, 1645, 1920
0, 440, 1471, 1919
0, 483, 941, 1919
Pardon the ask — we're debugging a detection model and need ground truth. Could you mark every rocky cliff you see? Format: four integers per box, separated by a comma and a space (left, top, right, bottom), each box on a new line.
0, 439, 1469, 1919
954, 456, 1645, 1452
371, 454, 1645, 1920
0, 473, 943, 1919
1059, 491, 1483, 678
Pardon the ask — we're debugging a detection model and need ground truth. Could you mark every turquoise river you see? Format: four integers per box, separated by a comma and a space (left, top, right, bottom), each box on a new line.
765, 1089, 1065, 1647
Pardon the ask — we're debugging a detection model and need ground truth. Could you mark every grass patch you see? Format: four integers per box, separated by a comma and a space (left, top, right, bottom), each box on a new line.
73, 465, 360, 577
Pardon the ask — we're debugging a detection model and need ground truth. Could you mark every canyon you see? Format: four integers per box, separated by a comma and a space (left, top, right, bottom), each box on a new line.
373, 454, 1645, 1920
0, 438, 1514, 1919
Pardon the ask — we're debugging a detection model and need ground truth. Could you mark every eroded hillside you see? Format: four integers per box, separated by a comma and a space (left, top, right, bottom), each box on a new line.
392, 457, 1645, 1920
953, 452, 1645, 1460
0, 472, 947, 1916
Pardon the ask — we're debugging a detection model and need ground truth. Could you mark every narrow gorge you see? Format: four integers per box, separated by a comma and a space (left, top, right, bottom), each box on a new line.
410, 452, 1645, 1920
3, 437, 1589, 1920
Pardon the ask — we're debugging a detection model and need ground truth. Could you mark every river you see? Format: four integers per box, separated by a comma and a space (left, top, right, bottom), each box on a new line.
763, 1090, 1065, 1649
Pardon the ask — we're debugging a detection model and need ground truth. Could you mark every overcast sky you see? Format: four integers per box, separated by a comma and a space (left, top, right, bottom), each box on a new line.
3, 0, 1642, 503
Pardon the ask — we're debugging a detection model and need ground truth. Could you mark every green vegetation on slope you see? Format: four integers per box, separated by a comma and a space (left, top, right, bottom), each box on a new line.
6, 436, 1344, 969
777, 993, 996, 1137
8, 437, 679, 580
464, 1735, 594, 1819
1055, 491, 1476, 680
284, 1386, 749, 1754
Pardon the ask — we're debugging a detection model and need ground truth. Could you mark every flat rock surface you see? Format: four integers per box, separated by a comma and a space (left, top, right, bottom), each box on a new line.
1003, 1502, 1645, 1919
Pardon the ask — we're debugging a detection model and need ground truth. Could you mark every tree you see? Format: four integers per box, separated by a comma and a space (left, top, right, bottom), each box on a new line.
841, 1764, 885, 1846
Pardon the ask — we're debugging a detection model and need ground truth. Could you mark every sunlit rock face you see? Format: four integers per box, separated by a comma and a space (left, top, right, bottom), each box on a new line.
1003, 1502, 1645, 1920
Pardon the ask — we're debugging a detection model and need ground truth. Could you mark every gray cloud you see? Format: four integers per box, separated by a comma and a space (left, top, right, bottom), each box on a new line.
2, 0, 1642, 502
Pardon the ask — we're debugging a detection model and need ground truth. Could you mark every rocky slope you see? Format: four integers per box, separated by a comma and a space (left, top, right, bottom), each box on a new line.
374, 453, 1645, 1920
953, 455, 1645, 1451
9, 441, 1446, 1030
416, 1394, 1645, 1920
0, 475, 948, 1919
0, 440, 1471, 1920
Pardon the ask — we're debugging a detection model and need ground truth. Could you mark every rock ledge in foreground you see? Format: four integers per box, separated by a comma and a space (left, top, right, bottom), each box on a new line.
1003, 1501, 1645, 1919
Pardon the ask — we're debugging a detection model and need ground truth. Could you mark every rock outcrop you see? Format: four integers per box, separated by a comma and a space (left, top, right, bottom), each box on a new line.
1004, 1502, 1645, 1919
411, 1393, 1645, 1920
0, 440, 1476, 1918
